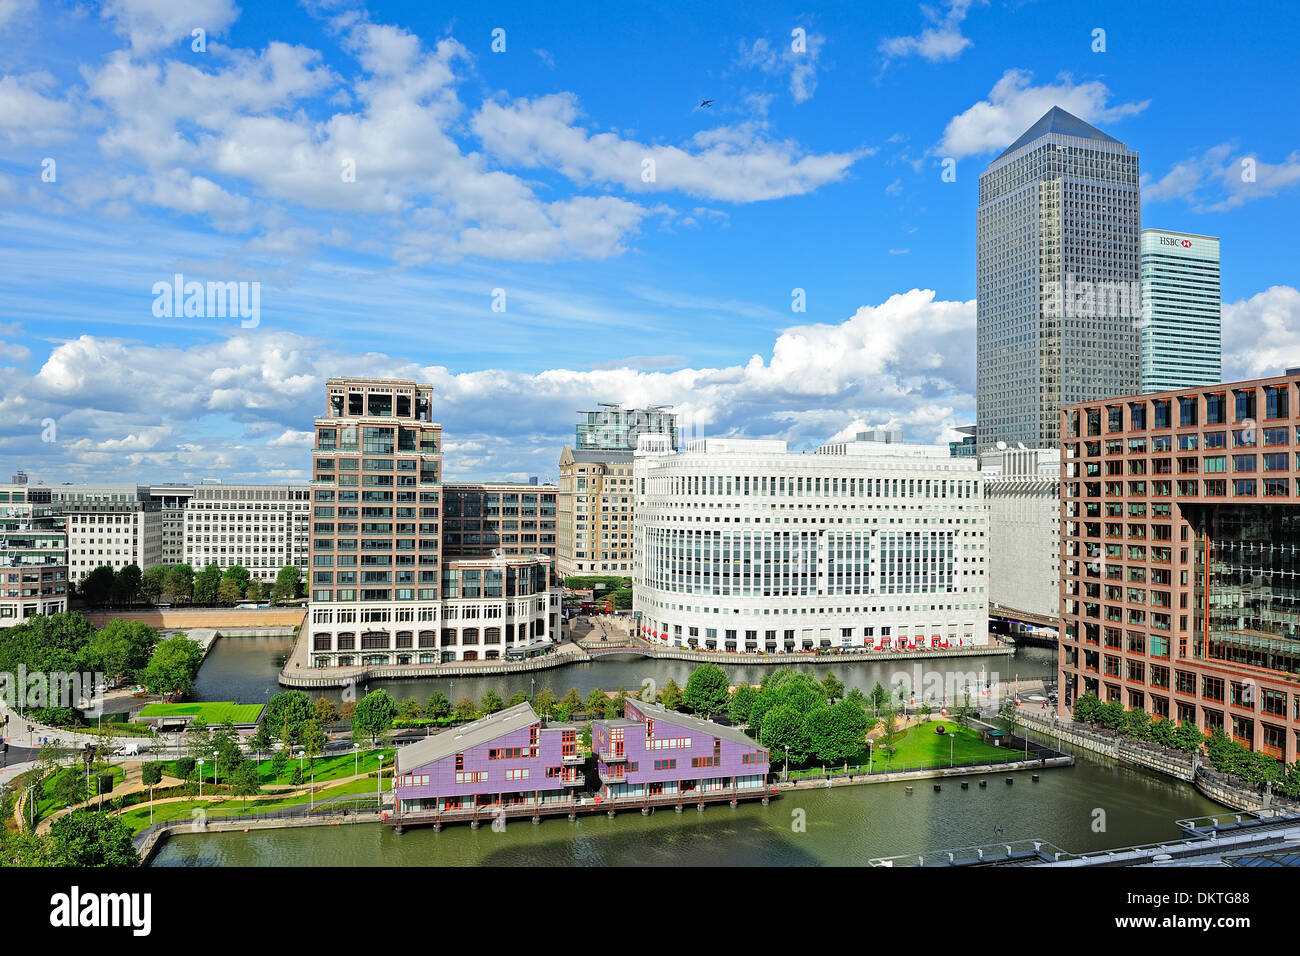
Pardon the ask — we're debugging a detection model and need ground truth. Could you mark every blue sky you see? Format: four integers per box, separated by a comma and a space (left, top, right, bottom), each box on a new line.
1, 0, 1298, 484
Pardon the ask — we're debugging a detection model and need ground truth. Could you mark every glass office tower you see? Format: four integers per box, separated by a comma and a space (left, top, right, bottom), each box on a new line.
977, 106, 1142, 450
1140, 229, 1222, 392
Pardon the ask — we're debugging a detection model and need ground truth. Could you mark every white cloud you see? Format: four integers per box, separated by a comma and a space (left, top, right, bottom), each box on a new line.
4, 289, 979, 481
100, 0, 241, 55
472, 93, 867, 202
736, 28, 825, 103
1145, 144, 1300, 211
1223, 286, 1300, 380
938, 70, 1149, 160
0, 72, 82, 145
880, 0, 981, 64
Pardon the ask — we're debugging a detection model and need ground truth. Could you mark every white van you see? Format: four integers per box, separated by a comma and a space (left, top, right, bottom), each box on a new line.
115, 742, 143, 757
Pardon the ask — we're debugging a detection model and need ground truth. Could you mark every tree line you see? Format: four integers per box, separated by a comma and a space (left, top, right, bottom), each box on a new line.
73, 563, 304, 607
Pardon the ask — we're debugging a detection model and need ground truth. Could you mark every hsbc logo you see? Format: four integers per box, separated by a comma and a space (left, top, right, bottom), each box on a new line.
1159, 236, 1193, 248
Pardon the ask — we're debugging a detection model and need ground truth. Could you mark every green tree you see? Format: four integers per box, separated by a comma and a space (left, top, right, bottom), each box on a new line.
759, 704, 813, 766
682, 663, 730, 717
660, 679, 684, 711
141, 564, 169, 604
729, 684, 756, 724
481, 690, 506, 714
216, 577, 243, 606
193, 563, 222, 605
79, 566, 116, 607
398, 697, 422, 720
508, 691, 528, 707
560, 687, 583, 713
222, 565, 252, 595
810, 698, 871, 765
585, 688, 607, 715
162, 563, 194, 604
453, 696, 478, 721
231, 761, 260, 810
140, 634, 204, 699
81, 619, 158, 682
211, 720, 245, 778
869, 681, 891, 716
425, 691, 451, 719
268, 747, 288, 781
265, 691, 314, 739
245, 579, 267, 603
822, 672, 846, 703
353, 689, 398, 747
290, 765, 305, 787
534, 688, 557, 718
141, 763, 164, 786
271, 565, 303, 604
112, 564, 143, 606
301, 719, 327, 765
314, 696, 339, 725
247, 723, 273, 762
48, 810, 139, 867
54, 768, 88, 809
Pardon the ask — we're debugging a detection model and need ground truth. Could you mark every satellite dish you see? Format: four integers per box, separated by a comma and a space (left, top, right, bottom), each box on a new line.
995, 441, 1007, 451
1017, 443, 1026, 450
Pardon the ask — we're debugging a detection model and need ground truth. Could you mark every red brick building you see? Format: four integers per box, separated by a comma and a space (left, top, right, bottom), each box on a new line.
1060, 373, 1300, 763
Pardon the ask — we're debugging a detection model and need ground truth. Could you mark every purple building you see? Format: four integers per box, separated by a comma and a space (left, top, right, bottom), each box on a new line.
591, 699, 769, 800
393, 702, 583, 816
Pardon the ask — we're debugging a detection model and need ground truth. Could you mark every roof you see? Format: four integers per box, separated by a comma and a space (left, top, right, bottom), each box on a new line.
570, 448, 635, 464
395, 702, 540, 774
628, 699, 761, 749
994, 106, 1122, 162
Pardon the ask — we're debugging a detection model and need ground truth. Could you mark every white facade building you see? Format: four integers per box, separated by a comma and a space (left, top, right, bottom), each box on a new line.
52, 484, 161, 584
980, 447, 1061, 624
632, 436, 988, 653
184, 482, 311, 582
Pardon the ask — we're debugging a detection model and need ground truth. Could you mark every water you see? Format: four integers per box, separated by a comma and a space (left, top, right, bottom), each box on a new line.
150, 743, 1222, 867
195, 636, 1059, 708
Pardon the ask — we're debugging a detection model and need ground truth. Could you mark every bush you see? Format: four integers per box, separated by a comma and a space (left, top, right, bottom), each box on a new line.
174, 757, 196, 778
141, 763, 164, 786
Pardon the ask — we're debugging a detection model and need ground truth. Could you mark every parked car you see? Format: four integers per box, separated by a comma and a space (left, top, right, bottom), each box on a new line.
114, 742, 144, 757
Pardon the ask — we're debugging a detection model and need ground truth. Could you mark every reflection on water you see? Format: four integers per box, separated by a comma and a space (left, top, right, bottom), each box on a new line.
196, 636, 1058, 709
152, 744, 1221, 867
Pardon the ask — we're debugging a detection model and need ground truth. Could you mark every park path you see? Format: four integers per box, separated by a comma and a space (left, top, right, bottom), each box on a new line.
32, 765, 386, 834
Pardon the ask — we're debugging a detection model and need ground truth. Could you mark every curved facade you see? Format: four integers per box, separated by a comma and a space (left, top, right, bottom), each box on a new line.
633, 438, 989, 653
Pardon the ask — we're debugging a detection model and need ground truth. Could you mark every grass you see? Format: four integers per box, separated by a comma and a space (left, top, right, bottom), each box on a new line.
136, 702, 265, 724
156, 748, 394, 787
36, 765, 126, 817
119, 777, 383, 833
789, 722, 1031, 777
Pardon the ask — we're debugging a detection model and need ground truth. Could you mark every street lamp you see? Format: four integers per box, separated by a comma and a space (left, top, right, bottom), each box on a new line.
949, 730, 955, 768
213, 749, 219, 787
197, 758, 205, 798
354, 742, 360, 778
868, 738, 874, 773
377, 753, 384, 808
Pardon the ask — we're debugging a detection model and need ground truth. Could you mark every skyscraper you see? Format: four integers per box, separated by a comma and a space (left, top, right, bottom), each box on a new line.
576, 403, 679, 452
977, 106, 1142, 450
1140, 229, 1222, 392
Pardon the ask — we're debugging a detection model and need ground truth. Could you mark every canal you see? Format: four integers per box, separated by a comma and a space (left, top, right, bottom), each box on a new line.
193, 635, 1061, 708
150, 742, 1223, 866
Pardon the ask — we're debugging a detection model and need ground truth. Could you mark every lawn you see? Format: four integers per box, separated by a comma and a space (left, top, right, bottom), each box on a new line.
790, 722, 1029, 777
36, 765, 126, 817
137, 702, 265, 724
119, 777, 383, 833
157, 748, 394, 787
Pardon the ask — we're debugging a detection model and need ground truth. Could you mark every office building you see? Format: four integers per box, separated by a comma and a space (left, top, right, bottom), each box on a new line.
1140, 230, 1222, 392
183, 482, 310, 582
441, 482, 561, 573
977, 106, 1142, 451
576, 403, 679, 452
949, 425, 978, 458
0, 483, 67, 625
306, 378, 561, 667
981, 447, 1061, 624
51, 484, 161, 584
1060, 374, 1300, 763
149, 485, 194, 566
557, 447, 635, 576
632, 434, 988, 653
591, 699, 769, 800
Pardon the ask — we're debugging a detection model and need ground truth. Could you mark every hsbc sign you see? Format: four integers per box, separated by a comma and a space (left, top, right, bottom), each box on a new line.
1159, 236, 1194, 248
